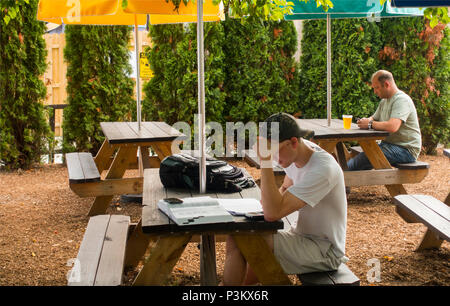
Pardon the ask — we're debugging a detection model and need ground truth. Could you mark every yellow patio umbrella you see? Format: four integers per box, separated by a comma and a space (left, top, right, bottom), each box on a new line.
37, 0, 222, 194
37, 0, 221, 25
37, 0, 220, 125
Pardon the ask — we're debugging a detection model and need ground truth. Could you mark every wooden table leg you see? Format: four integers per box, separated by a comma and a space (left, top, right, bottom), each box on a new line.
150, 141, 181, 164
94, 140, 116, 173
416, 229, 444, 251
416, 193, 449, 251
200, 234, 217, 286
232, 234, 291, 285
88, 146, 138, 216
335, 142, 349, 170
318, 141, 338, 155
132, 234, 192, 286
124, 219, 155, 269
358, 140, 418, 223
358, 140, 408, 197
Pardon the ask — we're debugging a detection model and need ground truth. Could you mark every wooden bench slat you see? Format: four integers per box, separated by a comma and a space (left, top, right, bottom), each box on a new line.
78, 152, 102, 181
94, 215, 130, 286
297, 264, 360, 286
66, 152, 101, 183
350, 146, 430, 169
68, 215, 111, 286
344, 168, 429, 187
396, 161, 429, 169
327, 263, 360, 285
394, 195, 450, 241
443, 149, 450, 158
412, 195, 450, 222
66, 153, 85, 182
298, 272, 335, 285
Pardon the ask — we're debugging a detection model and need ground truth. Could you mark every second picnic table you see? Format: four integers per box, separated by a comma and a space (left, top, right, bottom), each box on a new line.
68, 121, 185, 216
297, 119, 429, 222
297, 119, 429, 195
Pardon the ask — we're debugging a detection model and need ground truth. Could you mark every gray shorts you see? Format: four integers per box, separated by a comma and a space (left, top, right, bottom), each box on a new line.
273, 229, 348, 274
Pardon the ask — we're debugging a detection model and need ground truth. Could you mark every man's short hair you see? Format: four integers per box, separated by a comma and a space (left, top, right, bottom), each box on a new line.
371, 70, 394, 85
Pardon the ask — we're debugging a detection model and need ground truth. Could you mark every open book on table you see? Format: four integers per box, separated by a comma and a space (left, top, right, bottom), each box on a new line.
157, 196, 263, 226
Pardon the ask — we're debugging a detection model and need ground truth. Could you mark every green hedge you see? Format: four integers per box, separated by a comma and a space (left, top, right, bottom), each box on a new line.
0, 0, 51, 170
62, 25, 134, 154
222, 18, 299, 123
142, 22, 226, 126
143, 18, 299, 127
298, 18, 382, 120
378, 17, 449, 154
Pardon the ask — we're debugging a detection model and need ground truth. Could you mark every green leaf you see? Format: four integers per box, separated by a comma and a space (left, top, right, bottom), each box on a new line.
430, 16, 438, 29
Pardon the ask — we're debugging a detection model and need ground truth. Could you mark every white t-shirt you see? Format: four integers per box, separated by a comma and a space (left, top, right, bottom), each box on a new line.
284, 140, 347, 258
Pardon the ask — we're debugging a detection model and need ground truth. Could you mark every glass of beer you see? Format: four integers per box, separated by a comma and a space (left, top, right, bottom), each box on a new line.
342, 115, 352, 129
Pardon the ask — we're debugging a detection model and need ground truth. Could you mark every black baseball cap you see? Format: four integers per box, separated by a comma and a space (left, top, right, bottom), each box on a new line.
261, 112, 314, 142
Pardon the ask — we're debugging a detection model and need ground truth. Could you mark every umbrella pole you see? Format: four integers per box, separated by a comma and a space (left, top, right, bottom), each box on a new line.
197, 1, 206, 195
326, 14, 331, 127
134, 15, 142, 130
197, 0, 217, 287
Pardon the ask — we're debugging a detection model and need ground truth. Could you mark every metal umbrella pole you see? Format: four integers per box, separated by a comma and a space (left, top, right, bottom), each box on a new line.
197, 0, 206, 195
326, 14, 331, 126
197, 0, 217, 286
134, 15, 142, 130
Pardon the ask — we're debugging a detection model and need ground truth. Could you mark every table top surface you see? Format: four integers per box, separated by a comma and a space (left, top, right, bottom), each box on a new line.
141, 169, 284, 236
100, 121, 186, 144
297, 119, 389, 140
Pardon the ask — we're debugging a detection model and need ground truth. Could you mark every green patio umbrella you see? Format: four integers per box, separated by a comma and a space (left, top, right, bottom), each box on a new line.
285, 0, 424, 126
391, 0, 449, 7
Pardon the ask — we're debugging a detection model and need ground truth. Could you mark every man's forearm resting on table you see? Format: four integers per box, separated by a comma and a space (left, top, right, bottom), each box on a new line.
371, 118, 402, 133
360, 117, 402, 133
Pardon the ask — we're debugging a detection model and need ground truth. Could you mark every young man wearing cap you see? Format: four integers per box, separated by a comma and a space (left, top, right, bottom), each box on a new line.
223, 113, 348, 286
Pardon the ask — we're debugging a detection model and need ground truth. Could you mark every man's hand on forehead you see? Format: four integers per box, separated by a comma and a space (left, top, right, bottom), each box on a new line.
254, 137, 280, 168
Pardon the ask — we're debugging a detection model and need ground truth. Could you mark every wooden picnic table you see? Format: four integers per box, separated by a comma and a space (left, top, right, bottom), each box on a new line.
297, 119, 429, 222
298, 119, 427, 194
128, 168, 291, 286
69, 121, 185, 216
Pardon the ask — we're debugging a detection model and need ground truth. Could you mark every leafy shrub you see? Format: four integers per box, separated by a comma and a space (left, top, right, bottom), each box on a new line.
62, 25, 134, 154
378, 17, 449, 154
222, 18, 299, 123
298, 18, 382, 120
142, 22, 226, 126
0, 0, 51, 170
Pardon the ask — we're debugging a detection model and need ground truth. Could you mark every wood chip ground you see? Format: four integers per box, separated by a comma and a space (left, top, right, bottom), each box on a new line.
0, 149, 448, 286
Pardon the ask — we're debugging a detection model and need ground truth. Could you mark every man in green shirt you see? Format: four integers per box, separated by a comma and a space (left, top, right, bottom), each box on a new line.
347, 70, 421, 170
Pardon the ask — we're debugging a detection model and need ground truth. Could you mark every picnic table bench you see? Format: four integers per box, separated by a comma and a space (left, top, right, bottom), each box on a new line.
67, 214, 130, 286
393, 195, 450, 251
65, 121, 185, 216
347, 145, 430, 187
281, 211, 359, 285
392, 149, 449, 251
443, 149, 450, 158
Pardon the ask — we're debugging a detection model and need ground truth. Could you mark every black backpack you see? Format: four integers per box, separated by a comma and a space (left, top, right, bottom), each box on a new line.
159, 153, 255, 193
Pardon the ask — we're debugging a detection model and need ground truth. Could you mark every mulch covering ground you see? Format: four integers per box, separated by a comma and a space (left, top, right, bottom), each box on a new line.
0, 149, 448, 286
